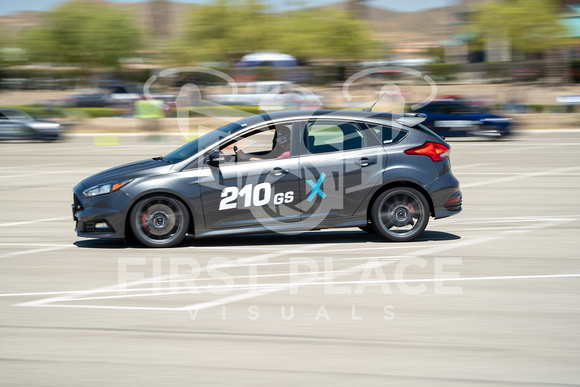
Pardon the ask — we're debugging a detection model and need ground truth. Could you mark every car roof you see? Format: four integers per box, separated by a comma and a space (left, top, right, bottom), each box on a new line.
236, 109, 424, 127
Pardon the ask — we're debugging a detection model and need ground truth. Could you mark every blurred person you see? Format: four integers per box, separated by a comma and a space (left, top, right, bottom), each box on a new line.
134, 96, 164, 137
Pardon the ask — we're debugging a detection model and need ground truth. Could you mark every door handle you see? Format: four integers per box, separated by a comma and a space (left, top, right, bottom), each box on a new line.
271, 167, 289, 176
355, 157, 376, 167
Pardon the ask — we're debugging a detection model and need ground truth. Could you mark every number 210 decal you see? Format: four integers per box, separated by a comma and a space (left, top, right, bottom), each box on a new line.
219, 183, 294, 211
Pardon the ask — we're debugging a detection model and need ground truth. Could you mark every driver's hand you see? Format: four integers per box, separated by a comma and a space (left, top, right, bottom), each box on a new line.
235, 148, 248, 161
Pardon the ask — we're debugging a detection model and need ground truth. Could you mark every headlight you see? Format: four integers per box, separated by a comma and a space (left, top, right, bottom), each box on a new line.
83, 179, 132, 197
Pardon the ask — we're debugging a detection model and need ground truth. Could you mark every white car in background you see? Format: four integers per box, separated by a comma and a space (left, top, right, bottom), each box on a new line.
207, 81, 323, 110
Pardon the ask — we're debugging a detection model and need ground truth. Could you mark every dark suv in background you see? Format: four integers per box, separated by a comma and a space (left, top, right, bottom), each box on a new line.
412, 100, 513, 138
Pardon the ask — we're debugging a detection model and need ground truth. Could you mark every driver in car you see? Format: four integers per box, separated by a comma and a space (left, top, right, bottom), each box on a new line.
235, 126, 291, 161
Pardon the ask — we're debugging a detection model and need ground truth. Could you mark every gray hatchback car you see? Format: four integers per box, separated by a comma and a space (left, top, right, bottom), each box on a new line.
72, 110, 462, 247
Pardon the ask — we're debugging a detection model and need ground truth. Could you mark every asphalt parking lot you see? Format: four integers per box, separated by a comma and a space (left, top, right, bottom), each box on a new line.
1, 130, 579, 386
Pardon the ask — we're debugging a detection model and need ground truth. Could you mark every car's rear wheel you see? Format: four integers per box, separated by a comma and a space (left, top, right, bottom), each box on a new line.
371, 187, 429, 242
130, 195, 189, 248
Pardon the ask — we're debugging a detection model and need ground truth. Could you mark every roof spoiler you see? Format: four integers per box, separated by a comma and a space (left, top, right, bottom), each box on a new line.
394, 113, 427, 127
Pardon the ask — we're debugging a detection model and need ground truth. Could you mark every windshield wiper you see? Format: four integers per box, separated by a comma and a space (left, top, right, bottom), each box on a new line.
152, 156, 165, 161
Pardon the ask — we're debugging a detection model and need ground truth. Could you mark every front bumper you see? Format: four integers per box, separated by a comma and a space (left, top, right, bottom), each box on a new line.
72, 183, 132, 239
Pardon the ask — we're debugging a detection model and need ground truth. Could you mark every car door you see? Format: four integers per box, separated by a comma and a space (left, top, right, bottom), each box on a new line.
296, 119, 385, 227
199, 122, 302, 231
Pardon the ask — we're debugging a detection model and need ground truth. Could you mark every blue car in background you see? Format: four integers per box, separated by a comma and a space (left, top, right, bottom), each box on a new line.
412, 100, 513, 138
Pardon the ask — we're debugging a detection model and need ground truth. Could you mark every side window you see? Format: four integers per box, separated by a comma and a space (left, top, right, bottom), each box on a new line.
305, 121, 365, 154
216, 122, 293, 163
367, 124, 408, 145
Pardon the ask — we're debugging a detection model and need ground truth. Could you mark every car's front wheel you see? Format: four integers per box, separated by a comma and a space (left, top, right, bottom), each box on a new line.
371, 187, 429, 242
130, 195, 189, 248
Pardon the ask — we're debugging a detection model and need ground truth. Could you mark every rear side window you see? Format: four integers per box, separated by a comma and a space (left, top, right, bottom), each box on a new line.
304, 120, 365, 154
367, 124, 407, 145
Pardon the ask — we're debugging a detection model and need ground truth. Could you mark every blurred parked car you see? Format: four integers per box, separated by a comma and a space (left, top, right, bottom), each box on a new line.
66, 84, 175, 108
0, 108, 63, 141
207, 81, 322, 109
411, 100, 513, 138
235, 52, 298, 67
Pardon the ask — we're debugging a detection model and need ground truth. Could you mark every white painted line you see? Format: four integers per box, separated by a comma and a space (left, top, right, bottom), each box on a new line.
311, 273, 580, 287
177, 233, 510, 313
451, 163, 495, 170
245, 256, 405, 267
0, 245, 75, 259
461, 166, 580, 188
437, 214, 580, 226
0, 243, 72, 247
175, 217, 580, 313
7, 272, 579, 303
0, 290, 96, 298
0, 162, 78, 170
16, 216, 578, 312
16, 243, 335, 308
0, 170, 95, 180
0, 216, 70, 228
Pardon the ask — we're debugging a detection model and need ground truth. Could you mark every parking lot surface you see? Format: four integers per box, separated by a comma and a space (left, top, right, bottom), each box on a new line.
1, 130, 579, 386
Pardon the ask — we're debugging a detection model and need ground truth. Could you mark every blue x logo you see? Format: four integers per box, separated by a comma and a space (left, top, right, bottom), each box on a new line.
307, 173, 326, 202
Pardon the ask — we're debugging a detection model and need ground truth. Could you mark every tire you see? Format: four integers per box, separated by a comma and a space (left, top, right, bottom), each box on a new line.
130, 195, 189, 248
370, 187, 429, 242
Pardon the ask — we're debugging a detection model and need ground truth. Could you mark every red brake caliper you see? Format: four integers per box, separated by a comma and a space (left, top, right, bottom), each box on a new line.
141, 211, 150, 231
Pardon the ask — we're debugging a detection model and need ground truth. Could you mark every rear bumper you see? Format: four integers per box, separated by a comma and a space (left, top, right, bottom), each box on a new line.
433, 191, 462, 219
425, 172, 462, 219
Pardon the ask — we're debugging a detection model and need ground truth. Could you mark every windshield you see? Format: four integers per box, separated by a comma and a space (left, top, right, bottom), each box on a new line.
164, 122, 243, 163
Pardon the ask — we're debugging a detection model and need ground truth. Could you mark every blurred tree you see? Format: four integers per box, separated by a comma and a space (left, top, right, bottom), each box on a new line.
470, 0, 568, 58
275, 9, 377, 62
19, 0, 144, 67
0, 26, 6, 48
181, 0, 272, 64
176, 0, 377, 64
20, 26, 57, 64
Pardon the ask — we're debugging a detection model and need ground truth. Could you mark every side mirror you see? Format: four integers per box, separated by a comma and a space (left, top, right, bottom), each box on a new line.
207, 151, 225, 167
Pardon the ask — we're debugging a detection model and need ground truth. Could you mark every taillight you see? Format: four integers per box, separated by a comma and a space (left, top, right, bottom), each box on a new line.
405, 142, 450, 162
